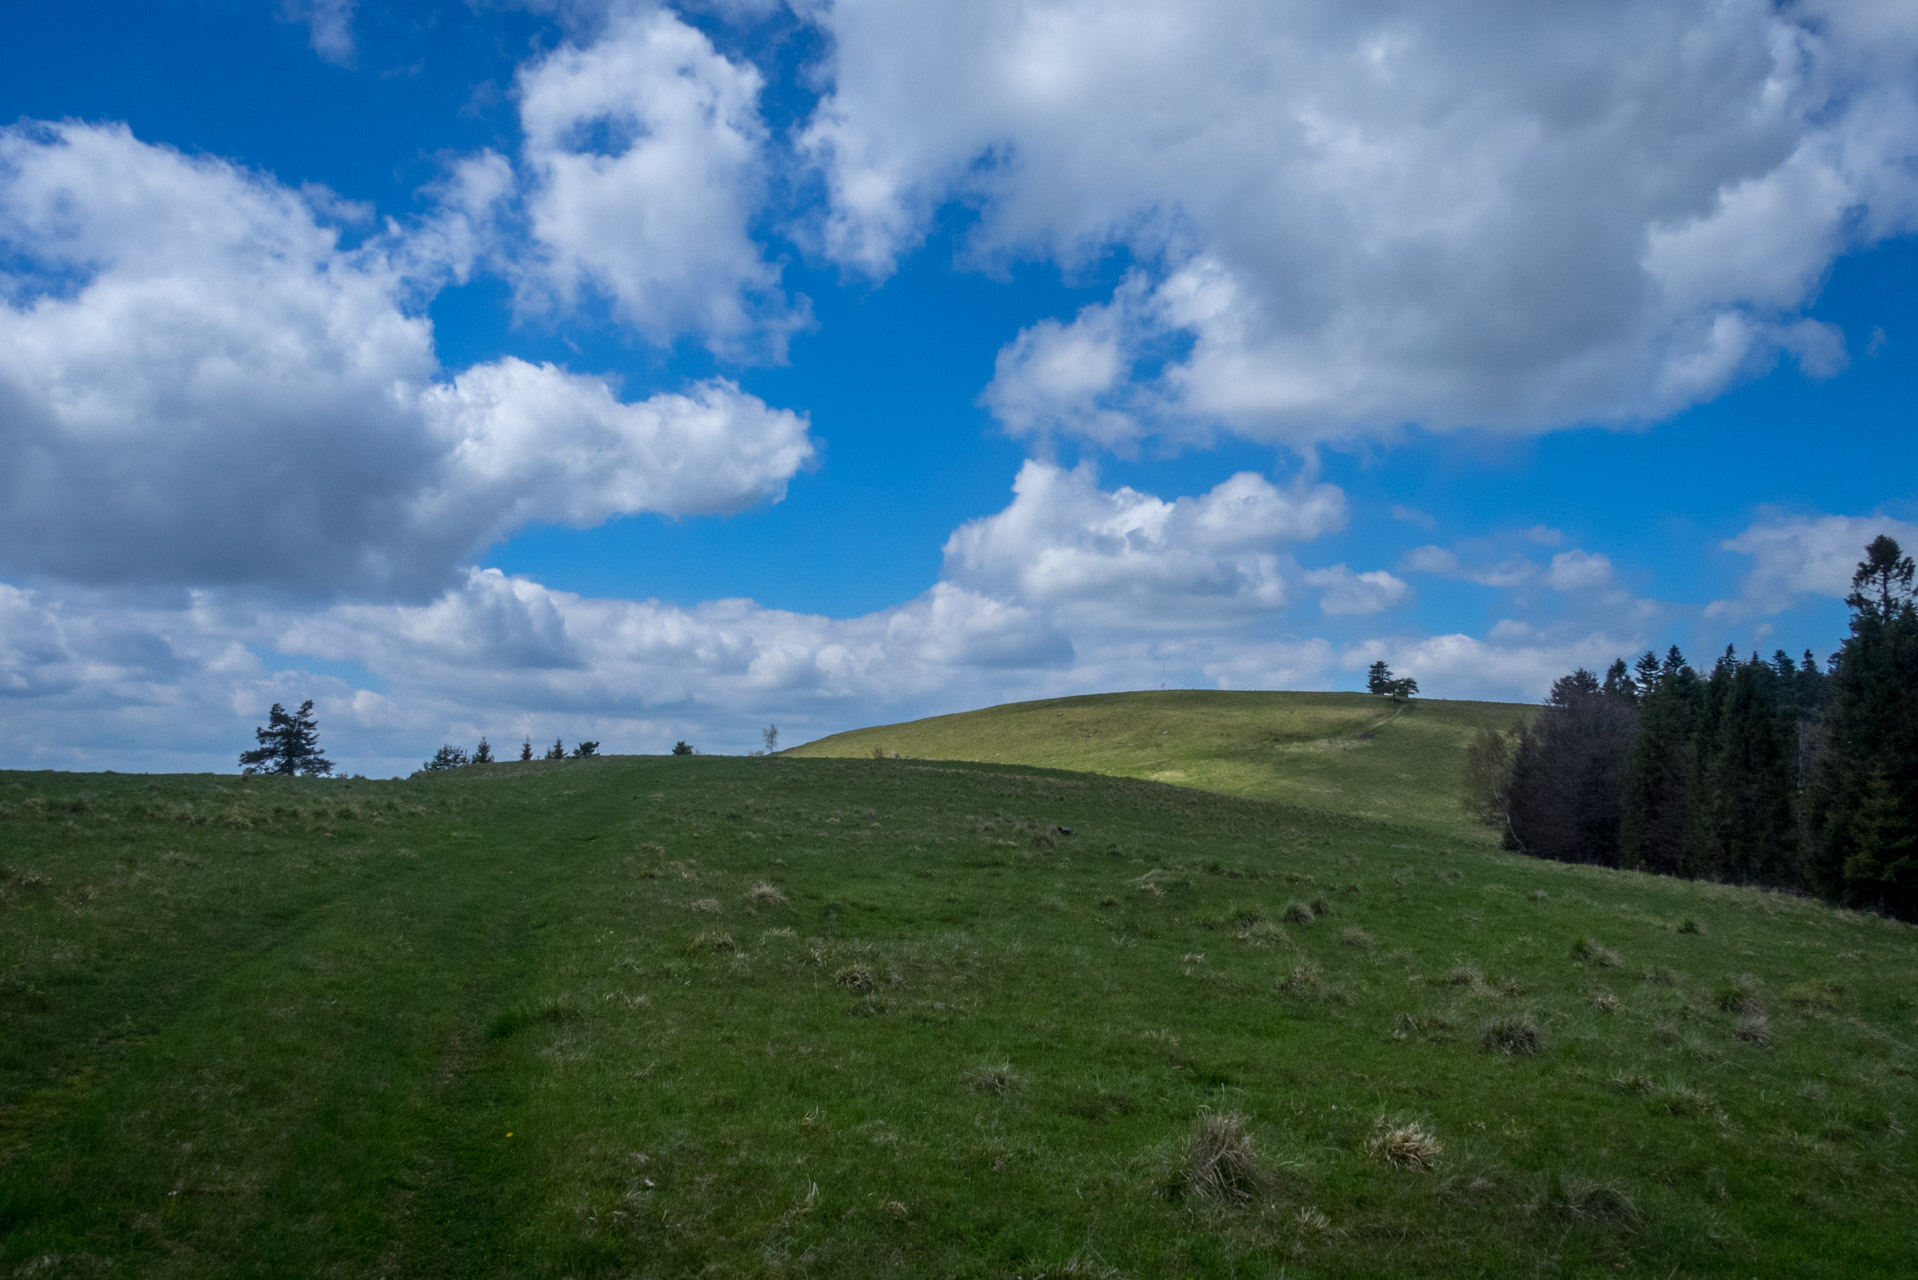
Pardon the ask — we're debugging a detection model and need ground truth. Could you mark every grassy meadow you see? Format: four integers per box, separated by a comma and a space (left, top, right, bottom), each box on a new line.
0, 698, 1914, 1276
784, 690, 1529, 843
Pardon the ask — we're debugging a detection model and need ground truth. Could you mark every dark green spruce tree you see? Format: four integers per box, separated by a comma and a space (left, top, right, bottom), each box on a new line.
239, 701, 334, 777
1619, 648, 1700, 877
1691, 654, 1799, 886
1807, 536, 1918, 916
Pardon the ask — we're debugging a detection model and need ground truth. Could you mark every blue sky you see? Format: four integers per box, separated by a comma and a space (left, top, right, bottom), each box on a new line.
2, 0, 1915, 774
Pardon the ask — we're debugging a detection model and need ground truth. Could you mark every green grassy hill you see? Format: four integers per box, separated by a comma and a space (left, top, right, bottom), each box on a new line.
1, 743, 1914, 1276
788, 690, 1529, 842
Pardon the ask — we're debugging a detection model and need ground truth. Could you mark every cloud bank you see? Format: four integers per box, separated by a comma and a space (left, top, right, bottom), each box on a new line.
804, 0, 1918, 442
0, 121, 813, 598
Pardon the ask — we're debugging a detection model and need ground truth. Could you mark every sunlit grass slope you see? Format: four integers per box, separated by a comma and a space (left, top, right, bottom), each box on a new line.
2, 758, 1914, 1277
787, 690, 1530, 842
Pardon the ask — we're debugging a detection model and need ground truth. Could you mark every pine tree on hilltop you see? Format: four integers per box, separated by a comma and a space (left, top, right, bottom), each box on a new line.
1807, 536, 1918, 915
473, 737, 494, 765
239, 701, 334, 777
519, 739, 533, 762
545, 737, 566, 761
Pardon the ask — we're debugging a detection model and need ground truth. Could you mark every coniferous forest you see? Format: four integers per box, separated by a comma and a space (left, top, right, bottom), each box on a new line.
1466, 536, 1918, 919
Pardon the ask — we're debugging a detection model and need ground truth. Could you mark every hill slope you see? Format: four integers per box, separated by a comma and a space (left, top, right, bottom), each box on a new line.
788, 690, 1530, 842
2, 757, 1913, 1277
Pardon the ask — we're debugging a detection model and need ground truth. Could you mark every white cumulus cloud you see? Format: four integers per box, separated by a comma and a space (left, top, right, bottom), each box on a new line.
941, 461, 1346, 625
0, 121, 814, 598
1708, 513, 1918, 619
515, 1, 802, 357
802, 0, 1918, 442
1303, 565, 1410, 616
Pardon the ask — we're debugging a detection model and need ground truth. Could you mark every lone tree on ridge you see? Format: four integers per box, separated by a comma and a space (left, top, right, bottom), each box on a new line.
240, 700, 334, 776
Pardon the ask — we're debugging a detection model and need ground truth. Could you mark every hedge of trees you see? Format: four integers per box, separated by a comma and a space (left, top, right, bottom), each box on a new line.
1467, 536, 1918, 919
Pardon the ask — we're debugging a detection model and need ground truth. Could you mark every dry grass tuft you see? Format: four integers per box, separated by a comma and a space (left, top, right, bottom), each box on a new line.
1589, 987, 1620, 1013
689, 897, 721, 914
1536, 1172, 1640, 1231
1610, 1071, 1657, 1097
963, 1061, 1018, 1095
690, 930, 736, 953
1715, 974, 1765, 1016
1479, 1013, 1543, 1055
1279, 961, 1321, 995
1280, 901, 1316, 925
1237, 919, 1290, 948
1367, 1117, 1443, 1171
1571, 937, 1621, 967
1340, 927, 1374, 949
1181, 1109, 1270, 1203
1443, 962, 1483, 988
1308, 894, 1333, 917
1657, 1083, 1716, 1116
745, 881, 788, 907
1734, 1013, 1775, 1047
834, 962, 875, 992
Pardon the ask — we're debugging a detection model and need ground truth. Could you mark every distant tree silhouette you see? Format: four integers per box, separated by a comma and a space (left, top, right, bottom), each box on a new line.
473, 737, 494, 764
763, 724, 779, 753
240, 701, 333, 776
672, 740, 694, 756
423, 745, 468, 771
545, 737, 566, 761
571, 740, 599, 758
519, 739, 534, 762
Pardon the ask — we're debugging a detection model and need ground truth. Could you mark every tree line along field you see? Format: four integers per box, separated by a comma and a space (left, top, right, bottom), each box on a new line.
1, 730, 1915, 1275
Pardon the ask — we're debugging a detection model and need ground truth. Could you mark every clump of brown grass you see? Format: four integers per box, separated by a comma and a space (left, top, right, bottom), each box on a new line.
1237, 919, 1289, 948
1639, 965, 1678, 986
1784, 980, 1842, 1012
1280, 901, 1316, 925
1181, 1109, 1270, 1203
1535, 1171, 1640, 1231
1308, 894, 1332, 917
1367, 1117, 1442, 1171
690, 897, 721, 914
1657, 1082, 1716, 1117
1480, 1013, 1543, 1055
1571, 937, 1621, 967
834, 962, 875, 992
745, 881, 788, 907
1734, 1013, 1775, 1047
1443, 962, 1484, 988
1610, 1071, 1657, 1097
689, 930, 736, 953
1589, 987, 1620, 1013
1279, 961, 1321, 995
1340, 927, 1374, 949
963, 1061, 1018, 1095
1715, 974, 1764, 1016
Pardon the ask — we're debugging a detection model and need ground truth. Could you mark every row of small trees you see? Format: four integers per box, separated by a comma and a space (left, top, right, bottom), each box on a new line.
421, 737, 600, 771
1467, 536, 1918, 919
